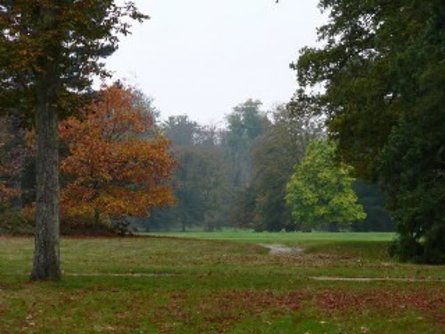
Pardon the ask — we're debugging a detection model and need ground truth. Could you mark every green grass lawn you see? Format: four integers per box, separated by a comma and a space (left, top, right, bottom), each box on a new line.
143, 230, 396, 246
0, 233, 444, 333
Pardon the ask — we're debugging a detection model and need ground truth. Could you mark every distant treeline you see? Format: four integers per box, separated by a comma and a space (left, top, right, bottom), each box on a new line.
144, 100, 393, 233
0, 96, 393, 236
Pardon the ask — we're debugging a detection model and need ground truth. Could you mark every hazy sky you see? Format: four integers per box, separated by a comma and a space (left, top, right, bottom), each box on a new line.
106, 0, 325, 125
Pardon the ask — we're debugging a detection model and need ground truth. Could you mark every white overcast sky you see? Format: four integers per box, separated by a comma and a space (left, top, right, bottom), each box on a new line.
106, 0, 326, 125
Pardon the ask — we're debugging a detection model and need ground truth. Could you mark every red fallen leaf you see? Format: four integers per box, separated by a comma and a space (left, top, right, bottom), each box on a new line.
314, 287, 445, 324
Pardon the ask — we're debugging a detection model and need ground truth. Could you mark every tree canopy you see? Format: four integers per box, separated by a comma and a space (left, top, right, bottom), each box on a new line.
223, 99, 269, 187
293, 0, 445, 262
237, 106, 322, 231
286, 140, 366, 231
60, 85, 175, 225
0, 0, 148, 279
0, 116, 24, 204
147, 115, 231, 232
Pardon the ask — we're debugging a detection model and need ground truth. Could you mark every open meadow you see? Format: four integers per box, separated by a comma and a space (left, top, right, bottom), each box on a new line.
1, 0, 444, 333
1, 232, 444, 333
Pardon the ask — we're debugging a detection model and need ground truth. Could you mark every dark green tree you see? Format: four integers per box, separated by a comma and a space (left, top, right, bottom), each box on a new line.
248, 106, 322, 231
380, 112, 445, 263
292, 0, 401, 178
222, 99, 269, 187
162, 115, 199, 146
230, 185, 257, 230
149, 117, 232, 232
351, 180, 393, 232
293, 0, 445, 262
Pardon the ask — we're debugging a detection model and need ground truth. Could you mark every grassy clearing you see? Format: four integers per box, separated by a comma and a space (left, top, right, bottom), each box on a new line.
0, 234, 444, 333
143, 231, 396, 244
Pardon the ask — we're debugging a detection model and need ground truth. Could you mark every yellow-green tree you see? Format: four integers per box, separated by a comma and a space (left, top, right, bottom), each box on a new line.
286, 140, 366, 231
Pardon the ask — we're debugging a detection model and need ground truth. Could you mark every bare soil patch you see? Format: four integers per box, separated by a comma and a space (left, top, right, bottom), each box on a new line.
259, 244, 304, 255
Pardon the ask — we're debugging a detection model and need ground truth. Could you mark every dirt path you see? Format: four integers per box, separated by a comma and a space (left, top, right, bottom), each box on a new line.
310, 276, 445, 283
65, 272, 174, 277
259, 244, 304, 255
259, 244, 444, 283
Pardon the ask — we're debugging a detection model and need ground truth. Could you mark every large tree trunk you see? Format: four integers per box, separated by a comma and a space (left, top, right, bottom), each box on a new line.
31, 89, 61, 281
30, 3, 61, 281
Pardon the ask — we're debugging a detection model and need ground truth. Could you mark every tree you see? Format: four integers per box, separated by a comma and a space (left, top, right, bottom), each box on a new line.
229, 185, 257, 230
162, 115, 200, 146
245, 106, 323, 231
293, 0, 445, 262
148, 118, 231, 232
60, 85, 175, 231
286, 140, 366, 231
222, 99, 269, 187
0, 1, 147, 280
351, 180, 393, 232
291, 0, 401, 178
174, 145, 230, 231
0, 116, 22, 204
380, 111, 445, 263
377, 3, 445, 263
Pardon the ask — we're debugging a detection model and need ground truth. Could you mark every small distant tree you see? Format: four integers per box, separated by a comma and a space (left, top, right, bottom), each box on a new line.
162, 115, 200, 146
223, 99, 268, 187
60, 85, 175, 232
286, 140, 366, 231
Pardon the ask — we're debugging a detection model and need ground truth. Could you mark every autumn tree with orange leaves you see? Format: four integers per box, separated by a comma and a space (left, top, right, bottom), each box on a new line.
60, 85, 175, 232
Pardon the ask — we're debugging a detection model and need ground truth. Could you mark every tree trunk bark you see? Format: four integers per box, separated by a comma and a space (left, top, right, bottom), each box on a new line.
31, 88, 61, 281
30, 3, 61, 281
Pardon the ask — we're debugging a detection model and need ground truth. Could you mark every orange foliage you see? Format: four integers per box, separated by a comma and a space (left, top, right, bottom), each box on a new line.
60, 85, 175, 220
0, 184, 19, 204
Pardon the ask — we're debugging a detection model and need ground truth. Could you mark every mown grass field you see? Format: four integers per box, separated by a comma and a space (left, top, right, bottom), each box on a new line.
144, 231, 396, 245
0, 232, 444, 333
